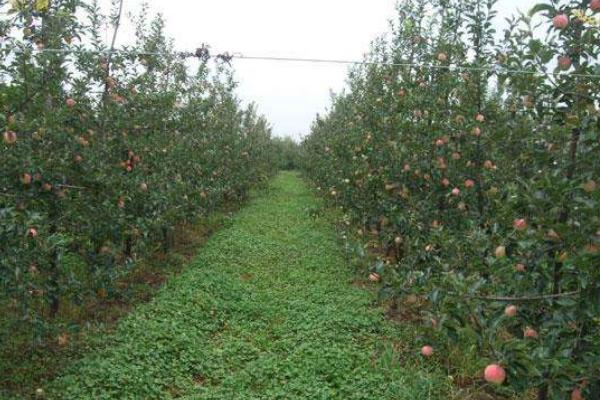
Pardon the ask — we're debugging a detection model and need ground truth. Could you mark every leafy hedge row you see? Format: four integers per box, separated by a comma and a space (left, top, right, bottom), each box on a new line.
1, 0, 274, 347
303, 0, 599, 398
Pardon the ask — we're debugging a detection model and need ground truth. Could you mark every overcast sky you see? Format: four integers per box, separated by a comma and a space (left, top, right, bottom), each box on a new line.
100, 0, 537, 140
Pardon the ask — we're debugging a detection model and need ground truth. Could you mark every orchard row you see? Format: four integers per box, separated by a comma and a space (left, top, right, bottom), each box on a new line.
1, 0, 275, 348
303, 0, 599, 399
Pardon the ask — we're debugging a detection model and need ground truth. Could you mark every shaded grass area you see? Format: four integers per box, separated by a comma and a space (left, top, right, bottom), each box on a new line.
42, 172, 452, 399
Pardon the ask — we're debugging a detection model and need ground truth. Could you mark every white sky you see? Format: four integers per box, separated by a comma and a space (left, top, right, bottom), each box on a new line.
100, 0, 537, 140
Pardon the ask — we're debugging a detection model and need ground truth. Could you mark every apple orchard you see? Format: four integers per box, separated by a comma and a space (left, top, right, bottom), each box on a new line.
1, 0, 600, 399
1, 0, 275, 377
304, 0, 599, 398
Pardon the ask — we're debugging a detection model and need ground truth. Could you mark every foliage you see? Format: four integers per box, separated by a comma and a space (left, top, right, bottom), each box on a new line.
271, 136, 302, 170
0, 0, 275, 382
303, 0, 600, 398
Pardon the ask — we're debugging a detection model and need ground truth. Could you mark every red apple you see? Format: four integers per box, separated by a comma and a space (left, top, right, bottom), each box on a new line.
472, 126, 481, 136
464, 179, 475, 188
513, 218, 528, 230
421, 345, 434, 357
441, 178, 450, 187
524, 327, 538, 339
451, 187, 460, 197
571, 387, 583, 400
21, 173, 32, 185
27, 228, 38, 238
553, 14, 569, 29
558, 56, 572, 70
515, 263, 526, 272
3, 130, 17, 144
65, 98, 76, 108
484, 364, 506, 384
504, 304, 517, 317
591, 0, 600, 12
368, 272, 381, 282
475, 113, 485, 122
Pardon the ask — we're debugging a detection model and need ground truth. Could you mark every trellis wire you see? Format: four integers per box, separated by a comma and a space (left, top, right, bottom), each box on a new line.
6, 47, 600, 80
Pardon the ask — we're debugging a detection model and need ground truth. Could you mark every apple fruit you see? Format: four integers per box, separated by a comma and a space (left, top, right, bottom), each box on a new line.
3, 130, 17, 144
571, 387, 583, 400
558, 56, 572, 70
524, 327, 538, 339
504, 304, 517, 317
421, 345, 434, 357
553, 14, 569, 29
495, 245, 506, 258
484, 364, 506, 384
21, 173, 32, 185
513, 218, 527, 230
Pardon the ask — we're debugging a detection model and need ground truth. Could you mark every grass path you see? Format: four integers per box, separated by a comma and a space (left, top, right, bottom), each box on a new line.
49, 172, 451, 399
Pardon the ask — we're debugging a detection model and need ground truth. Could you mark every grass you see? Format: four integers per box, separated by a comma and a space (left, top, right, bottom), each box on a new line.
36, 171, 453, 399
0, 208, 239, 398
